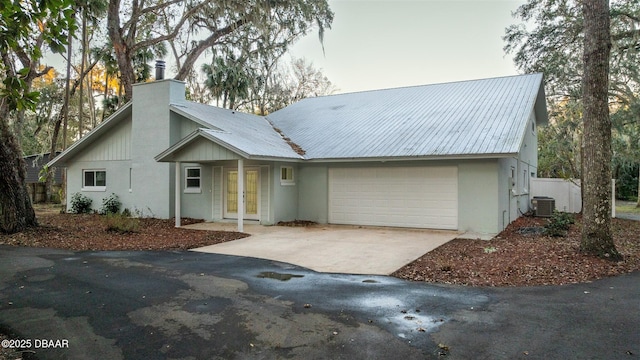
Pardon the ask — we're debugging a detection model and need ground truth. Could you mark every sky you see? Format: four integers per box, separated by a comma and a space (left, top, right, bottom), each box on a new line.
287, 0, 526, 94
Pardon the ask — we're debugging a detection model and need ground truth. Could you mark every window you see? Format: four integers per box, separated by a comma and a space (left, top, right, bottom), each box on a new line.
280, 166, 294, 185
523, 169, 529, 194
83, 170, 106, 191
185, 167, 201, 193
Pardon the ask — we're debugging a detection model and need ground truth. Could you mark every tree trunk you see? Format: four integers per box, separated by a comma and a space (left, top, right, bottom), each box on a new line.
107, 0, 135, 102
580, 0, 621, 260
0, 103, 37, 233
102, 72, 109, 122
636, 166, 640, 208
79, 8, 87, 138
63, 31, 72, 150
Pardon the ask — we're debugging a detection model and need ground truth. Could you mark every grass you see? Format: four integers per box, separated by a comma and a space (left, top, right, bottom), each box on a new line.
616, 203, 640, 214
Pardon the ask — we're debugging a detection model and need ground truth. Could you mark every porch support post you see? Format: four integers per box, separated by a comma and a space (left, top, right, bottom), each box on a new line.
175, 161, 181, 227
237, 159, 244, 232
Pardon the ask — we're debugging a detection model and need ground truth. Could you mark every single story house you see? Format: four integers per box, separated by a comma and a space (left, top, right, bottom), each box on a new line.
49, 73, 547, 238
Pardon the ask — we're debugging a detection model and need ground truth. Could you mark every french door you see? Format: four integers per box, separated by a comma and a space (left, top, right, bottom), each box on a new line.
224, 168, 259, 220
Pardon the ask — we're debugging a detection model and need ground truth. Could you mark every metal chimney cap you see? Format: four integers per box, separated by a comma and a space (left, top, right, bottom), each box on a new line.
155, 60, 166, 80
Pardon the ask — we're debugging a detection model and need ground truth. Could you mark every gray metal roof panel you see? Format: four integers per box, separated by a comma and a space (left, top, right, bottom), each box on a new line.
170, 102, 302, 159
266, 73, 545, 160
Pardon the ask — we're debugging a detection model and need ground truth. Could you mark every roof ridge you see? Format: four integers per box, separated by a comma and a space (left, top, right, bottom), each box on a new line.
287, 73, 542, 102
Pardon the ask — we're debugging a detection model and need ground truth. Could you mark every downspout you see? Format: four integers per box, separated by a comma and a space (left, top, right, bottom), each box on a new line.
175, 161, 181, 227
516, 152, 521, 216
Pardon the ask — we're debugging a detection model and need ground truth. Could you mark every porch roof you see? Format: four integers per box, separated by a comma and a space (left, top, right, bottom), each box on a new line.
155, 128, 303, 162
168, 103, 303, 161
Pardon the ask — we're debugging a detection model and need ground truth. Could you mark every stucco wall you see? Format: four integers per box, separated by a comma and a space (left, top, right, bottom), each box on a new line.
457, 160, 501, 238
297, 164, 329, 223
130, 80, 186, 218
495, 109, 540, 230
270, 162, 298, 224
178, 163, 213, 219
66, 160, 133, 213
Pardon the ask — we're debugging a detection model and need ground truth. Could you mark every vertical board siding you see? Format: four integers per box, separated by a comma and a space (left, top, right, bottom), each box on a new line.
75, 119, 132, 161
177, 138, 241, 161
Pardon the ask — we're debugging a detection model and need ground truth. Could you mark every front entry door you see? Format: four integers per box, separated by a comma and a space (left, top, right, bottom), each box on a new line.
224, 169, 259, 220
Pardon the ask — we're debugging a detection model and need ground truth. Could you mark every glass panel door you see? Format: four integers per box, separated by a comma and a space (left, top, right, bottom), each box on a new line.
245, 170, 258, 215
224, 168, 259, 220
226, 171, 238, 214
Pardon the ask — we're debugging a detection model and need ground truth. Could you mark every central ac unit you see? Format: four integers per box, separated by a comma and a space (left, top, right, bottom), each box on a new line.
532, 197, 555, 217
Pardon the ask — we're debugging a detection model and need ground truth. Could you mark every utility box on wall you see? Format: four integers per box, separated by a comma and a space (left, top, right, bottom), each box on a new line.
532, 196, 555, 217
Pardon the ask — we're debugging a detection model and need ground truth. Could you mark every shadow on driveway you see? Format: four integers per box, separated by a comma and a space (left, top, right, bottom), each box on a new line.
0, 245, 638, 359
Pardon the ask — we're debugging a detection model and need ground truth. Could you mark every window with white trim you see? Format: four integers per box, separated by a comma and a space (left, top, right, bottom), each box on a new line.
280, 166, 294, 185
83, 170, 106, 191
185, 167, 201, 193
523, 169, 529, 194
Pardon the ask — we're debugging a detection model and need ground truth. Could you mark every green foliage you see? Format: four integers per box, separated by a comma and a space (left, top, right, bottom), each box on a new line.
69, 193, 92, 214
104, 213, 139, 234
202, 54, 252, 110
506, 0, 640, 201
537, 100, 582, 179
545, 211, 575, 237
614, 161, 638, 201
0, 0, 76, 112
100, 193, 121, 215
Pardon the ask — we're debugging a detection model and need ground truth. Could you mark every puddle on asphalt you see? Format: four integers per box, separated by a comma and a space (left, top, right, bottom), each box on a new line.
256, 271, 304, 281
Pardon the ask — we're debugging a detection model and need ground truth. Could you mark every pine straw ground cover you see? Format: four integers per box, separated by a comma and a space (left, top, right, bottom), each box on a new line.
393, 215, 640, 286
0, 211, 248, 251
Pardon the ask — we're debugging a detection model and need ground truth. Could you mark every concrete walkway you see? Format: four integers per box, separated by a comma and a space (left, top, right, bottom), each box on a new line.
187, 223, 458, 275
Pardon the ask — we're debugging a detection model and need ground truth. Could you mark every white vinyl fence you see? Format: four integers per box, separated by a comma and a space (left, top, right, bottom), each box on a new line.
531, 178, 582, 213
531, 178, 616, 217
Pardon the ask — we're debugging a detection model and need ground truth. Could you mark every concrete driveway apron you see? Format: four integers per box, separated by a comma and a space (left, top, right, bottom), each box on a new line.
187, 223, 458, 275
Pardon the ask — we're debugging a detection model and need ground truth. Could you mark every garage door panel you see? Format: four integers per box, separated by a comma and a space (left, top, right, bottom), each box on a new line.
328, 167, 458, 229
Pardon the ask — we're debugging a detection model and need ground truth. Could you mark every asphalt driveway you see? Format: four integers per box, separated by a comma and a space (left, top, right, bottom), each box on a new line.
0, 245, 638, 360
186, 223, 459, 275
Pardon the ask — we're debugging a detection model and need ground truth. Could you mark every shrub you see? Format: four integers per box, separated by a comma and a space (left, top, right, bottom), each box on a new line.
69, 193, 92, 214
105, 213, 140, 234
545, 211, 575, 237
101, 193, 121, 215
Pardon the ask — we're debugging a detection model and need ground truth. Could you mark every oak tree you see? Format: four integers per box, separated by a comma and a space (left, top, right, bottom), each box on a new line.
0, 0, 75, 233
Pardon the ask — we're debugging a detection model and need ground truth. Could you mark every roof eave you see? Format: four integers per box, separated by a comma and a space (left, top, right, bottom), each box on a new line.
534, 78, 549, 126
155, 129, 304, 162
303, 153, 519, 163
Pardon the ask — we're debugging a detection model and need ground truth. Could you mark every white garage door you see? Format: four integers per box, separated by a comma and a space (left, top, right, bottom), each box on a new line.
328, 167, 458, 229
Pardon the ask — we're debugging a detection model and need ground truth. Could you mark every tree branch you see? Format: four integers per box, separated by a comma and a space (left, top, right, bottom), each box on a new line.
174, 17, 249, 80
131, 0, 214, 52
611, 10, 640, 23
121, 0, 184, 31
611, 28, 640, 41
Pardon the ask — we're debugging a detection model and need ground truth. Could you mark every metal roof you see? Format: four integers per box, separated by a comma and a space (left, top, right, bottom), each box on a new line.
170, 102, 303, 160
50, 74, 547, 167
266, 73, 546, 160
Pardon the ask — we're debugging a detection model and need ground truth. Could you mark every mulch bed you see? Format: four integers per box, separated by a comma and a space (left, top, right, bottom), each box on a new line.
0, 212, 249, 251
392, 215, 640, 286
